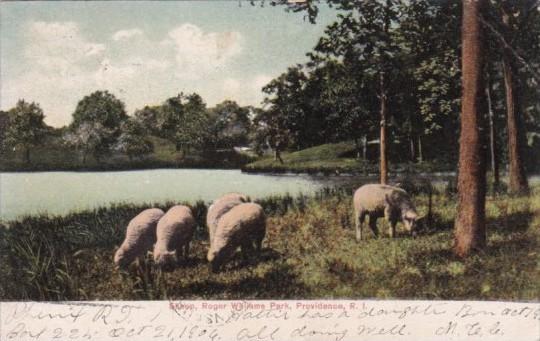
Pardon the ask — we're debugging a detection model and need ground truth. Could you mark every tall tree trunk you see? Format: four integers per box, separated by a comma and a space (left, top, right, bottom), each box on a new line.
417, 135, 423, 163
454, 0, 487, 258
379, 0, 391, 185
501, 9, 528, 194
485, 73, 500, 189
410, 134, 416, 162
379, 71, 388, 184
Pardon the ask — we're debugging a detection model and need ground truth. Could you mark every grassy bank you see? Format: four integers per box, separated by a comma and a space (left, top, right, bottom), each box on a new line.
243, 142, 454, 175
0, 136, 253, 172
1, 185, 538, 301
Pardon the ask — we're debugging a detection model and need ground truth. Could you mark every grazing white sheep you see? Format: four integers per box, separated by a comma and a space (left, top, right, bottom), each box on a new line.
206, 193, 248, 244
207, 202, 266, 272
153, 205, 196, 267
114, 208, 164, 269
353, 184, 418, 241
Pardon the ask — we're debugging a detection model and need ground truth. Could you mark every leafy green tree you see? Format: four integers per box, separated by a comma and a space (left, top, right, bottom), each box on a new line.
252, 107, 289, 163
114, 119, 154, 161
260, 66, 308, 160
3, 100, 48, 163
160, 93, 210, 156
0, 110, 11, 154
63, 121, 113, 164
305, 0, 403, 184
490, 0, 539, 193
159, 94, 184, 140
134, 105, 161, 136
70, 91, 128, 161
176, 93, 210, 155
208, 100, 251, 149
311, 59, 377, 158
397, 0, 462, 163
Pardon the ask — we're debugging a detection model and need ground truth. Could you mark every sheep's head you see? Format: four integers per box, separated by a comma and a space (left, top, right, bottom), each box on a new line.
402, 210, 418, 235
114, 248, 130, 269
207, 252, 220, 273
207, 249, 215, 262
154, 250, 177, 269
207, 247, 226, 273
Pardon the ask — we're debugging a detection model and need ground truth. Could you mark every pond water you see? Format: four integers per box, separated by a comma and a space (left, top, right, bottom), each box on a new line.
2, 169, 536, 221
0, 169, 347, 220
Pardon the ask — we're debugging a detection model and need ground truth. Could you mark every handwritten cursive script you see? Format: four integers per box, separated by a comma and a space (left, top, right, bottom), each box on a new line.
1, 300, 538, 341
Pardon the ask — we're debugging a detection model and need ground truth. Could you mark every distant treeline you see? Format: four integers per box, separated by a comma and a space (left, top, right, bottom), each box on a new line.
1, 1, 539, 174
0, 93, 257, 170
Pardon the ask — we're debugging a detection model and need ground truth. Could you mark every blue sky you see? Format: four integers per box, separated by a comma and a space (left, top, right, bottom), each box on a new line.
0, 1, 338, 127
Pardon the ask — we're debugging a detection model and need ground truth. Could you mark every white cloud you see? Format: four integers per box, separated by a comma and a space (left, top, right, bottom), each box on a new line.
112, 28, 144, 41
217, 74, 273, 107
2, 21, 108, 126
1, 21, 254, 127
26, 21, 105, 72
222, 78, 241, 95
165, 23, 243, 79
253, 75, 273, 93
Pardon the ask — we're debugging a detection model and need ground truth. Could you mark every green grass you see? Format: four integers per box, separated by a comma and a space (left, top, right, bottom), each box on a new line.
0, 136, 253, 172
243, 141, 453, 174
1, 185, 538, 301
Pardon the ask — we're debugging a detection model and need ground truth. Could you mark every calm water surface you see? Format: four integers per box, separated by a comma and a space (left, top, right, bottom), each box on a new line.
0, 169, 340, 220
2, 169, 536, 221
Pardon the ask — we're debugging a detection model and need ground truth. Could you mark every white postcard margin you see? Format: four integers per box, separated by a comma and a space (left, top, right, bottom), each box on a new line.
1, 300, 539, 341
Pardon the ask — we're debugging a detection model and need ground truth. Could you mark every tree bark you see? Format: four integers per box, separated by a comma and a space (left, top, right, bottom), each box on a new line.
454, 0, 487, 258
501, 9, 528, 194
379, 71, 388, 185
410, 134, 415, 162
417, 135, 423, 163
485, 73, 500, 189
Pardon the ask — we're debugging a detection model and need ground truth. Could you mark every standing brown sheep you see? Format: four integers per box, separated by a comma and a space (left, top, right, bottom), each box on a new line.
353, 184, 418, 241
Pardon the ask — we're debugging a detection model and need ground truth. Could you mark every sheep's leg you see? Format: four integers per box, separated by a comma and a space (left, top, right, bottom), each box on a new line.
389, 220, 397, 238
354, 209, 360, 241
241, 241, 254, 263
254, 234, 264, 253
183, 242, 190, 260
368, 215, 379, 237
384, 207, 397, 238
355, 209, 366, 242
